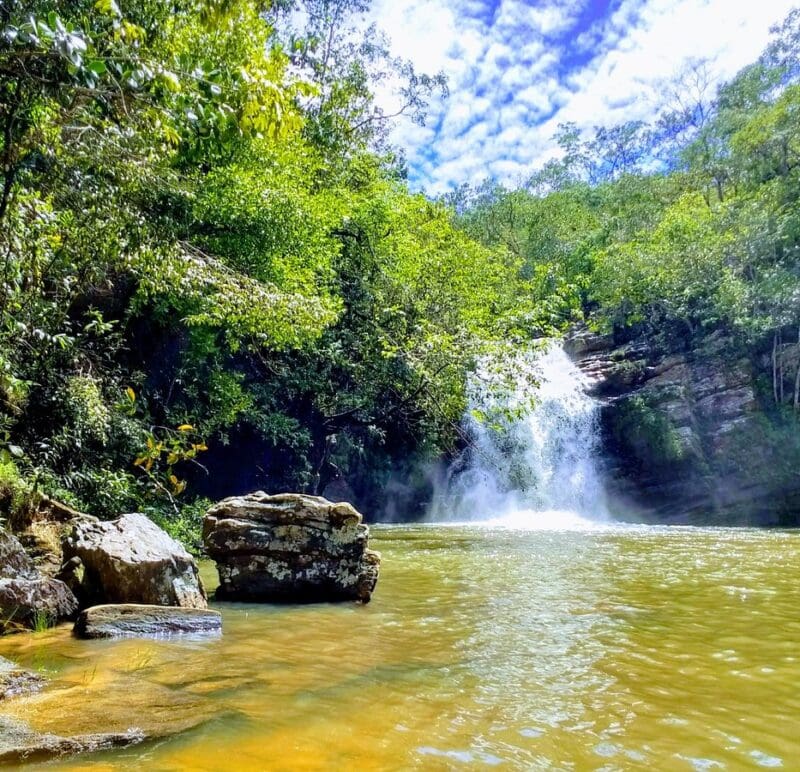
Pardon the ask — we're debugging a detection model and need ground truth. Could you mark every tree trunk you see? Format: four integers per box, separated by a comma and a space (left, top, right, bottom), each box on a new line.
794, 361, 800, 411
795, 326, 800, 411
773, 331, 779, 404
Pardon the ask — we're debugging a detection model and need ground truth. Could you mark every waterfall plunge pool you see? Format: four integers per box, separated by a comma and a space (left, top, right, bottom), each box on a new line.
2, 523, 800, 770
3, 344, 796, 768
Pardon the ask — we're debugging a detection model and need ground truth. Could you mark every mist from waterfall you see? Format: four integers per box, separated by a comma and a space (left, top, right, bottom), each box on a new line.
428, 342, 609, 528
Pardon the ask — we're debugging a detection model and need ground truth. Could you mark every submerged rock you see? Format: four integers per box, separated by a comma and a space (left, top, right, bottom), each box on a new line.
63, 513, 207, 609
203, 492, 381, 603
0, 716, 144, 764
0, 530, 78, 632
0, 677, 226, 765
0, 656, 45, 700
75, 604, 222, 639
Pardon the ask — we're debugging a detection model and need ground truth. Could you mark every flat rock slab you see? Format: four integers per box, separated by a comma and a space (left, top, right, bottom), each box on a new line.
0, 656, 45, 701
0, 716, 144, 764
203, 492, 381, 603
64, 513, 207, 609
74, 604, 222, 639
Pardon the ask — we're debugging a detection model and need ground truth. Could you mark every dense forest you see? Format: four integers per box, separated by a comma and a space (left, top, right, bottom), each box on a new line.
1, 0, 799, 541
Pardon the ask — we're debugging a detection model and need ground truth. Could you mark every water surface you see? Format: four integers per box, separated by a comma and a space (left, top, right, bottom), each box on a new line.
2, 524, 800, 769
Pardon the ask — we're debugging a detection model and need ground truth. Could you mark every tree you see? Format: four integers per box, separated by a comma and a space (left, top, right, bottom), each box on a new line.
275, 0, 447, 155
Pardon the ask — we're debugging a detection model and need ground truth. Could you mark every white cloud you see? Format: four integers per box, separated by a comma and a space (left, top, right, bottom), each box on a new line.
370, 0, 798, 194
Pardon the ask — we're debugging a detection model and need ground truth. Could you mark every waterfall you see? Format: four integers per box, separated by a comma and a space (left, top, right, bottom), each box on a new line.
429, 341, 609, 527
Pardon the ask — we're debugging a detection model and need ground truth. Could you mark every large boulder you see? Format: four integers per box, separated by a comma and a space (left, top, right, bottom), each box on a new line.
63, 513, 206, 609
203, 492, 381, 603
0, 531, 78, 632
74, 604, 222, 639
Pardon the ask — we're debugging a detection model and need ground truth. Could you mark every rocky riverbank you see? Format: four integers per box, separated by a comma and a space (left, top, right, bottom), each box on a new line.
0, 530, 78, 634
0, 492, 380, 763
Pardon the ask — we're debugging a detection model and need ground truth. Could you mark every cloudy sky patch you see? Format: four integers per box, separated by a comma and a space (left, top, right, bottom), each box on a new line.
371, 0, 798, 193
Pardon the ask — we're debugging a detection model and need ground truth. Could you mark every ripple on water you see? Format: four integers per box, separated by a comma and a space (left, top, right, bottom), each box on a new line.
1, 524, 800, 769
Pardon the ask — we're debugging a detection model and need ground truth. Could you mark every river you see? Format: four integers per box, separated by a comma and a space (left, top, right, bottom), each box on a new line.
3, 343, 799, 768
1, 523, 800, 769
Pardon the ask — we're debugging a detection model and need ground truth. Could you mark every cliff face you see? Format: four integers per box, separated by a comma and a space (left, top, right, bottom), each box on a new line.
566, 327, 800, 525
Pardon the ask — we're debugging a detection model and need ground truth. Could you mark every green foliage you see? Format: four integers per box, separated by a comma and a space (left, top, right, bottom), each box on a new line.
30, 608, 55, 634
592, 191, 729, 329
64, 375, 112, 446
133, 244, 340, 352
0, 458, 36, 529
0, 0, 528, 537
133, 424, 208, 499
611, 396, 687, 468
149, 497, 212, 554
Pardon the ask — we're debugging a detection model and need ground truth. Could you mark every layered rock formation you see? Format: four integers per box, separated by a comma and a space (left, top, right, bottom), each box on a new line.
0, 531, 78, 631
203, 492, 381, 602
566, 327, 800, 524
63, 513, 207, 608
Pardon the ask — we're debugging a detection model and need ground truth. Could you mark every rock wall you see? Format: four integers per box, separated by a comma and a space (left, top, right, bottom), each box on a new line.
566, 327, 800, 525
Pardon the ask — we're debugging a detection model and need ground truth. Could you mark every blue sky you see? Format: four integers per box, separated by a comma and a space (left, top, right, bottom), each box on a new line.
370, 0, 799, 193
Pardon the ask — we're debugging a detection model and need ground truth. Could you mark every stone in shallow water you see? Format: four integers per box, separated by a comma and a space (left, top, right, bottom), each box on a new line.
64, 513, 207, 608
0, 716, 145, 765
0, 656, 45, 700
74, 604, 222, 639
203, 492, 381, 603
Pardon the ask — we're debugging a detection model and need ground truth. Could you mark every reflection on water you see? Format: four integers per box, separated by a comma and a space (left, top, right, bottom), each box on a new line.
2, 524, 800, 769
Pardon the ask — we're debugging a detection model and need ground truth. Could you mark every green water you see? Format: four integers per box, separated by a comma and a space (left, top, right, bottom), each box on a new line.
2, 523, 800, 769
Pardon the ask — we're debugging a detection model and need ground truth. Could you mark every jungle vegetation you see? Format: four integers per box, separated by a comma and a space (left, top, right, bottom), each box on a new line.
0, 0, 798, 539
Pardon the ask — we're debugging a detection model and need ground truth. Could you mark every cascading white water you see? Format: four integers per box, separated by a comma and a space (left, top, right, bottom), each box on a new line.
429, 342, 609, 528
